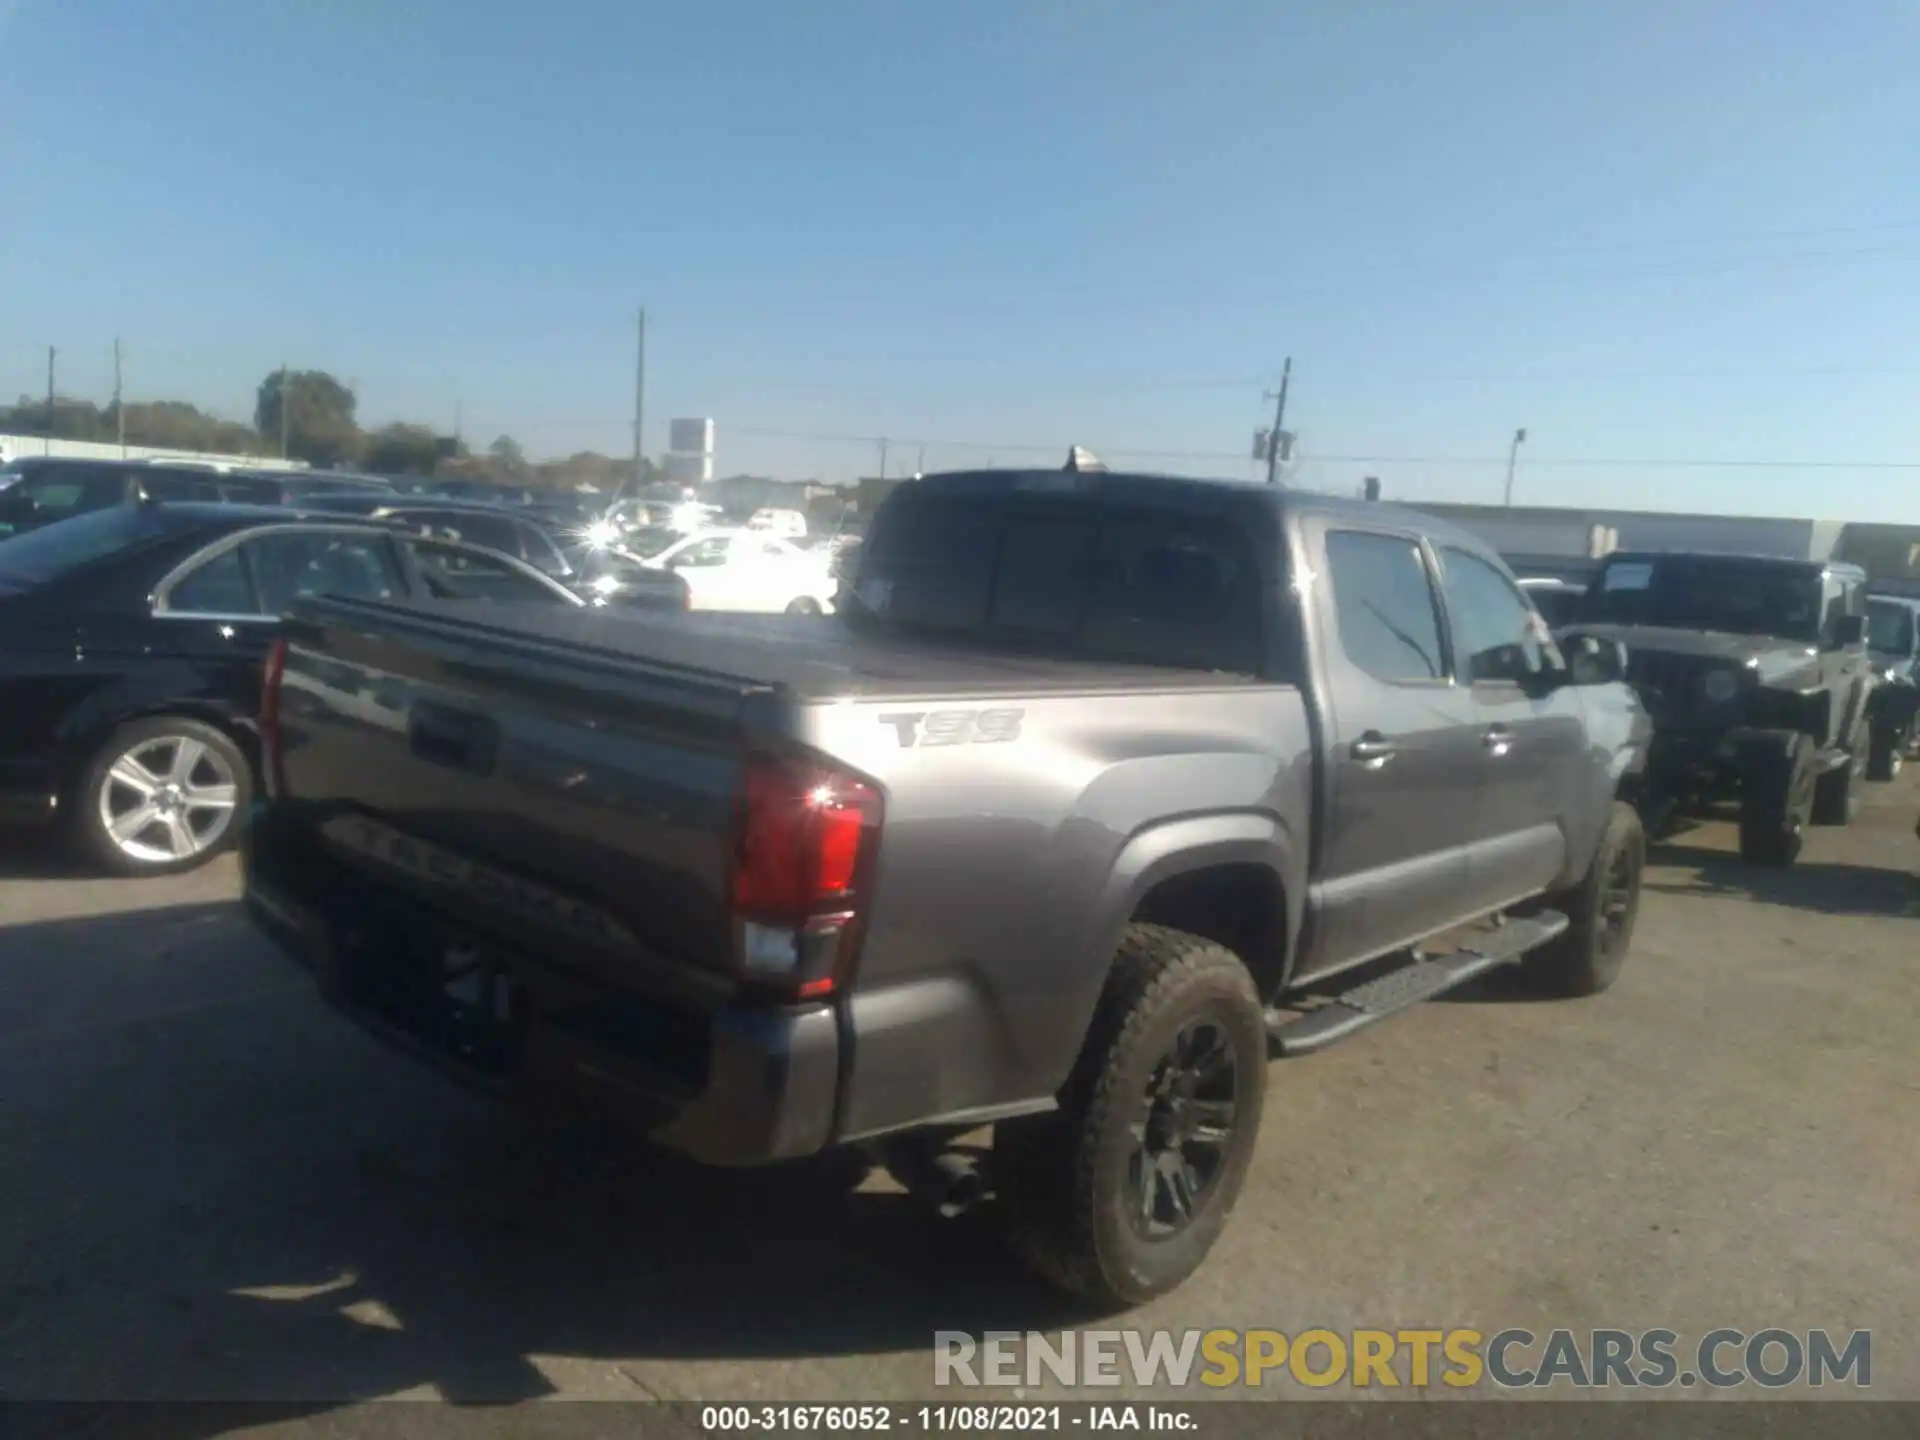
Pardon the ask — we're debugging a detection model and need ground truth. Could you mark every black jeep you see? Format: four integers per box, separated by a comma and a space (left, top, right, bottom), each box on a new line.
1575, 551, 1876, 866
1865, 592, 1920, 781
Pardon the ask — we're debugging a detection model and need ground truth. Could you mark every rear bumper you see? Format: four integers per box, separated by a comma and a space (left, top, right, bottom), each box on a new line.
241, 810, 841, 1167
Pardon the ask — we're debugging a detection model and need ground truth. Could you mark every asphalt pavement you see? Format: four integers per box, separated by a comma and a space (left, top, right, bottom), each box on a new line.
1, 781, 1915, 1424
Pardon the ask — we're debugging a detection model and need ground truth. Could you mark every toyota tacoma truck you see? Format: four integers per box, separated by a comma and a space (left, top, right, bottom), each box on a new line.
242, 464, 1650, 1305
1575, 550, 1876, 866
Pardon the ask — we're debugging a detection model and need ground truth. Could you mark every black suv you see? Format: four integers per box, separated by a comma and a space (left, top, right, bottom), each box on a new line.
1577, 551, 1875, 865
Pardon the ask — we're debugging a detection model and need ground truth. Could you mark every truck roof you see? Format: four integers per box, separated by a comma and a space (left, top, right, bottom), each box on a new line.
903, 469, 1503, 559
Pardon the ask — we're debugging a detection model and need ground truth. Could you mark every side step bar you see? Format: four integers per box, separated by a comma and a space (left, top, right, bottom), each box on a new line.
1267, 910, 1569, 1057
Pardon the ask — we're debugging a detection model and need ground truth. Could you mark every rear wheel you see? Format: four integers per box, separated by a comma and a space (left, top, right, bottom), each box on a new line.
1738, 734, 1815, 866
1812, 742, 1864, 826
785, 596, 823, 616
75, 718, 251, 877
1867, 719, 1905, 782
994, 924, 1267, 1306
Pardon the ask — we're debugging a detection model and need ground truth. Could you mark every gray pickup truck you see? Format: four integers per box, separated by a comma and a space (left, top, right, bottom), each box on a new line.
243, 466, 1650, 1305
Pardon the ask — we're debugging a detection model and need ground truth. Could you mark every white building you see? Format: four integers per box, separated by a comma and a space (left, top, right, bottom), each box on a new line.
0, 434, 306, 472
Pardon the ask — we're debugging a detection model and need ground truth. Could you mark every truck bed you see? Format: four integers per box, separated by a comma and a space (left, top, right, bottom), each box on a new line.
354, 598, 1272, 700
251, 594, 1312, 1160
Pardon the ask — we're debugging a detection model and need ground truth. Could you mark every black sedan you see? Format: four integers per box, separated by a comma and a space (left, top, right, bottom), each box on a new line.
292, 493, 690, 610
0, 501, 582, 876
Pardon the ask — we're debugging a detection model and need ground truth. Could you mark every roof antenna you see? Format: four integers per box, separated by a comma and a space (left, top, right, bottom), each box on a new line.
1064, 445, 1107, 474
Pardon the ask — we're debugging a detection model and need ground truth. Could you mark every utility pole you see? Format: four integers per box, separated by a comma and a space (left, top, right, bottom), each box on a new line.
1263, 357, 1292, 485
113, 339, 125, 452
1502, 427, 1528, 506
915, 443, 925, 479
278, 363, 291, 459
453, 396, 463, 450
878, 436, 889, 480
45, 346, 56, 445
632, 307, 647, 495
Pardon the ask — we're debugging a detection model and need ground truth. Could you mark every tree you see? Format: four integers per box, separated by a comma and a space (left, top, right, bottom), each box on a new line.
487, 434, 526, 469
255, 369, 360, 467
361, 422, 445, 477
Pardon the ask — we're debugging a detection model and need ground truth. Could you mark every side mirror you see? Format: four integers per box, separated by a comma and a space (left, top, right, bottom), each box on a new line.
1565, 634, 1628, 686
1835, 613, 1867, 648
0, 491, 36, 523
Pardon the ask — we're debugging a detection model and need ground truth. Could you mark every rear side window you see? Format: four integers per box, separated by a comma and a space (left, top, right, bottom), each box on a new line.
1323, 530, 1445, 682
404, 539, 570, 604
856, 496, 1266, 674
243, 532, 403, 613
165, 546, 260, 615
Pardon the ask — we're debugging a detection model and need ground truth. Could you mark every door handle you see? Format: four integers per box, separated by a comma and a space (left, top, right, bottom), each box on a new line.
1483, 724, 1514, 757
1350, 732, 1396, 767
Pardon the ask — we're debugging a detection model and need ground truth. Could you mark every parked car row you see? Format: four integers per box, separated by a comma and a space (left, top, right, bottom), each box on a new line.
0, 454, 397, 537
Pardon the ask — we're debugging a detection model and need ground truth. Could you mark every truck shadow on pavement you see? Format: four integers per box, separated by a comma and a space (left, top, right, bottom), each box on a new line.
1643, 839, 1920, 919
0, 903, 1093, 1431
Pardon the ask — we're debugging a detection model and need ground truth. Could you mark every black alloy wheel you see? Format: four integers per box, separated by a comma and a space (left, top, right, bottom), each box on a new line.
1129, 1018, 1240, 1240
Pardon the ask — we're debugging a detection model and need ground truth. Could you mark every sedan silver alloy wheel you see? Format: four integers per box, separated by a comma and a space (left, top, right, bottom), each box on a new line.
95, 733, 241, 865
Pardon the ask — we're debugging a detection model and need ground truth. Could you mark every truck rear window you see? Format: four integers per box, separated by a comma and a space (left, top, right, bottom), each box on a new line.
849, 493, 1268, 675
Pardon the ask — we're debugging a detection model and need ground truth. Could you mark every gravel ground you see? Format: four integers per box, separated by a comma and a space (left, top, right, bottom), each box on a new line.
0, 779, 1914, 1426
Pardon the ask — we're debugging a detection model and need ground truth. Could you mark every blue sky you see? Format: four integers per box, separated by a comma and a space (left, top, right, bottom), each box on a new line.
3, 0, 1920, 517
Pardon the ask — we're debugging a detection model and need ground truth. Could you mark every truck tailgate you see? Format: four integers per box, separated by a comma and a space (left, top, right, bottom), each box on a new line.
271, 598, 763, 1012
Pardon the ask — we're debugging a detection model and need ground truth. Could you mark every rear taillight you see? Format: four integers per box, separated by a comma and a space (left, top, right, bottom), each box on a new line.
729, 755, 882, 1002
260, 637, 288, 798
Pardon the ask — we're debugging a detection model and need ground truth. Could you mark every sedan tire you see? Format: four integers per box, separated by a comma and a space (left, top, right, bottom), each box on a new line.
75, 717, 252, 877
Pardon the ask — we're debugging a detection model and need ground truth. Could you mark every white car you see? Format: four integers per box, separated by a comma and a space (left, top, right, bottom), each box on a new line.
641, 528, 838, 614
746, 506, 809, 540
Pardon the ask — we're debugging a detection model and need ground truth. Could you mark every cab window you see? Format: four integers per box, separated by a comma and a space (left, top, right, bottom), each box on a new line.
1440, 547, 1553, 682
1323, 530, 1446, 683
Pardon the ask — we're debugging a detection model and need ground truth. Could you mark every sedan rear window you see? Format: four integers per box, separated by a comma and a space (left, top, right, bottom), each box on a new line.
0, 505, 167, 588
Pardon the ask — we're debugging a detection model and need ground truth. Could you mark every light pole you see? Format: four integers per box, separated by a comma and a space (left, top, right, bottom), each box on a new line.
1263, 357, 1293, 485
1502, 427, 1528, 506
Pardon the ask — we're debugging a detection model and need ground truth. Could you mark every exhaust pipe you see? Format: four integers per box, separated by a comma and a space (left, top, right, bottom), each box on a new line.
873, 1139, 986, 1219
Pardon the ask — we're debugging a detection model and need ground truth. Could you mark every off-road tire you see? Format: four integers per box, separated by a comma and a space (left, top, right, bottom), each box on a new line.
1866, 720, 1904, 783
994, 924, 1267, 1307
1526, 802, 1644, 997
1812, 742, 1864, 827
1738, 734, 1815, 867
74, 717, 253, 878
